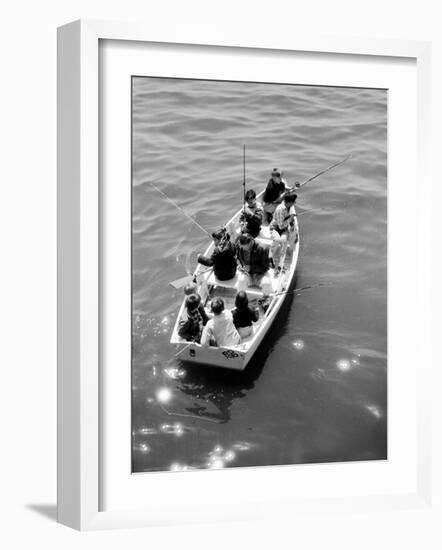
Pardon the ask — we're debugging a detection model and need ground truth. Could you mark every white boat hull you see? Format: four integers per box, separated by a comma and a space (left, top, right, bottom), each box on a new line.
170, 191, 300, 370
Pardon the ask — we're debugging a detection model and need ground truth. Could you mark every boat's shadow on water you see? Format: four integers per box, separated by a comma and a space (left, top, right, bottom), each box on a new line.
176, 279, 297, 425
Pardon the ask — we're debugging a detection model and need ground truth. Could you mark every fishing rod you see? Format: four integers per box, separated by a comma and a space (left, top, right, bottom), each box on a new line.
147, 181, 212, 239
294, 154, 352, 190
273, 281, 333, 298
242, 144, 246, 214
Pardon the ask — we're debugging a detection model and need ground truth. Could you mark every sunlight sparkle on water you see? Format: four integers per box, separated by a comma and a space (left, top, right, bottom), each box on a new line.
336, 359, 351, 371
292, 339, 304, 350
224, 450, 236, 462
156, 387, 172, 404
164, 367, 186, 380
366, 404, 382, 419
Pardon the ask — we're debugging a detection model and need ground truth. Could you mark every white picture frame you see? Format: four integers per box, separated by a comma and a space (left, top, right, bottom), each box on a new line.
57, 19, 432, 531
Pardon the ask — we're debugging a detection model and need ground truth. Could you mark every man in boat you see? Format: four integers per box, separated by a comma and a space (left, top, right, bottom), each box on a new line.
262, 168, 292, 224
197, 227, 237, 281
270, 191, 298, 275
236, 233, 272, 296
178, 294, 205, 343
239, 189, 264, 239
201, 297, 241, 347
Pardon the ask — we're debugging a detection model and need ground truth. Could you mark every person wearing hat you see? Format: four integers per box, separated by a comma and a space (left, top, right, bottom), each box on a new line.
178, 294, 205, 342
262, 168, 291, 224
197, 227, 237, 281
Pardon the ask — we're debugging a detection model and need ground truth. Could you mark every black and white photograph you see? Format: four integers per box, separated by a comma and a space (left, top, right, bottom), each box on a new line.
131, 76, 387, 473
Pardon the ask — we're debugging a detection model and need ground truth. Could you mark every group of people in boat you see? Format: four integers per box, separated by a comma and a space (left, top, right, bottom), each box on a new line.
178, 168, 299, 347
178, 284, 258, 347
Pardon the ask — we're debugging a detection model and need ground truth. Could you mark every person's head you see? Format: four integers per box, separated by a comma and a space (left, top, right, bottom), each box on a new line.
183, 282, 198, 296
238, 232, 254, 250
211, 227, 228, 246
271, 168, 282, 182
185, 293, 201, 313
284, 191, 297, 206
245, 189, 257, 208
210, 297, 224, 316
235, 290, 249, 310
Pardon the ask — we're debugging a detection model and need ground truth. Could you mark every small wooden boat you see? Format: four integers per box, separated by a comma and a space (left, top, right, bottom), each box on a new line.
170, 191, 300, 370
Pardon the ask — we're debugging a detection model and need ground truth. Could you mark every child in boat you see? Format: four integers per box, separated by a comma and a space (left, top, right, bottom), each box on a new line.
201, 297, 241, 347
262, 168, 291, 223
232, 291, 259, 339
178, 294, 205, 343
239, 189, 264, 238
197, 227, 237, 281
183, 282, 210, 325
270, 191, 298, 275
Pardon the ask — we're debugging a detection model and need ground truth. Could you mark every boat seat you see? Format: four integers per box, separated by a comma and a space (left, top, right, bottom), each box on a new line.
205, 267, 281, 295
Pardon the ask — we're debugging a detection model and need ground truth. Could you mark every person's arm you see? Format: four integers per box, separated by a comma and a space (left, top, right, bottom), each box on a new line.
178, 318, 193, 341
197, 253, 213, 267
198, 303, 210, 325
200, 323, 213, 347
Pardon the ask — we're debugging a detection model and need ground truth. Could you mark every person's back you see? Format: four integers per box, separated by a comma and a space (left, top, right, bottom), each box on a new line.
232, 291, 259, 339
178, 294, 204, 342
201, 297, 240, 347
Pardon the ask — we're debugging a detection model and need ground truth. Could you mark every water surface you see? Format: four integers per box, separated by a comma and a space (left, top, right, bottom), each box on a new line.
132, 77, 387, 472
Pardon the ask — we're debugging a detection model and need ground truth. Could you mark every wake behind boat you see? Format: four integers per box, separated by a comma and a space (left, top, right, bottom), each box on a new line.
170, 190, 300, 370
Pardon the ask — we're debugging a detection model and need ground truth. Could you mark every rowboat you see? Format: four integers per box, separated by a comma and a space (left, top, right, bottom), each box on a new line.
170, 191, 300, 370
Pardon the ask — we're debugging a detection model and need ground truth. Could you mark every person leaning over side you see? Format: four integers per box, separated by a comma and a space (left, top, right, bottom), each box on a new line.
178, 294, 205, 343
197, 227, 237, 281
201, 297, 241, 347
232, 290, 259, 340
183, 281, 211, 325
262, 168, 292, 224
270, 191, 298, 275
236, 233, 272, 297
239, 189, 264, 239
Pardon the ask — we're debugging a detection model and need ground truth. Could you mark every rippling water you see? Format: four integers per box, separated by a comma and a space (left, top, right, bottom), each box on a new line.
132, 77, 387, 472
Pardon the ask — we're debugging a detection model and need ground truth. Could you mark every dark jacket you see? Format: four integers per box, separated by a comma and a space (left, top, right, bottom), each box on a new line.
232, 306, 259, 328
178, 310, 203, 342
198, 240, 237, 281
263, 178, 285, 204
236, 241, 270, 275
240, 211, 262, 238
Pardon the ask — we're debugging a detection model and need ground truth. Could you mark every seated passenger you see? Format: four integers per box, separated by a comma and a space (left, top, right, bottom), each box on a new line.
183, 282, 210, 325
197, 227, 237, 281
239, 189, 264, 238
236, 233, 272, 296
232, 291, 259, 339
178, 294, 205, 343
201, 297, 240, 347
262, 168, 291, 224
270, 191, 298, 275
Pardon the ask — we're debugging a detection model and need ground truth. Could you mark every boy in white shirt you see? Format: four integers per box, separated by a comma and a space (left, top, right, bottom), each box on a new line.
201, 297, 240, 347
270, 191, 298, 274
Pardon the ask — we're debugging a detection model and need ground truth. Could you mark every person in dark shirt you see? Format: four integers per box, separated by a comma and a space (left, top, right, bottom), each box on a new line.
236, 233, 272, 296
197, 227, 237, 281
232, 291, 259, 339
178, 294, 204, 342
262, 168, 291, 223
183, 282, 210, 325
239, 189, 264, 238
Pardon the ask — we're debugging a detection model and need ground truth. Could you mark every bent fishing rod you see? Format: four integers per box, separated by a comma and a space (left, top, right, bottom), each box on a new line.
293, 154, 352, 190
147, 181, 212, 239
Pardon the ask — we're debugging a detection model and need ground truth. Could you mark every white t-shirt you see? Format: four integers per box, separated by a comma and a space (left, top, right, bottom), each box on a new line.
201, 310, 240, 347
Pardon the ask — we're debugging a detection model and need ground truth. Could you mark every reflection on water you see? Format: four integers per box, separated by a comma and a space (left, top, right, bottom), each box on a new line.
132, 77, 387, 472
